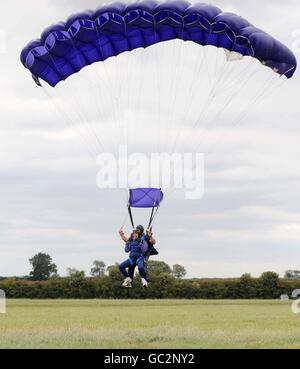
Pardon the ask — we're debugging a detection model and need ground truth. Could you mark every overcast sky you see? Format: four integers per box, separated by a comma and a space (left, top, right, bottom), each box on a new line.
0, 0, 300, 278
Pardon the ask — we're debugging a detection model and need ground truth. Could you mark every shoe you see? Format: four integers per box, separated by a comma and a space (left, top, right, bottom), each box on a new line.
123, 283, 132, 289
122, 277, 132, 288
141, 278, 148, 288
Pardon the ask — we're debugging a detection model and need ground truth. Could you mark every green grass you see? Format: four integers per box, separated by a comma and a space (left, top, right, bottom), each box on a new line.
0, 300, 299, 349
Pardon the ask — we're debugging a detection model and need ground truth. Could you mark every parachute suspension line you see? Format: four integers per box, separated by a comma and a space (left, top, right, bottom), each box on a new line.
190, 55, 243, 130
76, 68, 118, 154
162, 36, 185, 155
119, 23, 134, 158
160, 40, 178, 155
193, 60, 262, 143
164, 60, 280, 203
123, 23, 130, 155
49, 51, 111, 156
148, 206, 160, 230
229, 72, 281, 124
168, 46, 227, 156
198, 75, 286, 167
120, 25, 130, 153
136, 47, 146, 136
190, 49, 228, 128
120, 208, 129, 229
212, 46, 222, 85
92, 41, 129, 219
187, 58, 260, 153
116, 25, 132, 206
93, 28, 124, 158
126, 50, 134, 160
41, 86, 98, 160
220, 76, 287, 147
65, 38, 111, 155
130, 49, 138, 155
129, 50, 143, 169
167, 46, 205, 155
126, 44, 135, 158
44, 53, 101, 155
212, 52, 241, 91
129, 47, 142, 155
165, 28, 190, 155
43, 55, 96, 152
82, 61, 120, 156
154, 21, 163, 158
119, 187, 130, 229
215, 57, 255, 93
61, 71, 128, 215
121, 49, 132, 206
63, 75, 108, 155
201, 46, 217, 89
145, 21, 164, 158
170, 49, 227, 155
47, 40, 127, 204
192, 72, 286, 155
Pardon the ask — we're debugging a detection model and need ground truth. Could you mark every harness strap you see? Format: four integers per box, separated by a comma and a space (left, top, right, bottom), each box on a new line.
148, 207, 155, 229
128, 204, 160, 231
128, 205, 135, 230
148, 207, 160, 229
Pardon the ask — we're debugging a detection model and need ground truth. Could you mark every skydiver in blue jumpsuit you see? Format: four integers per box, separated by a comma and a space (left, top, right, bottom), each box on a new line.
119, 229, 149, 288
128, 225, 158, 282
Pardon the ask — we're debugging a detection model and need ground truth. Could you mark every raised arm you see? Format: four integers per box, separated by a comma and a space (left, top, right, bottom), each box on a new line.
146, 229, 156, 245
119, 228, 129, 243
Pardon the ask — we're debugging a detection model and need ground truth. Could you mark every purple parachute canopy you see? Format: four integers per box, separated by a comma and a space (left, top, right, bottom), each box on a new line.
129, 188, 164, 208
21, 0, 297, 87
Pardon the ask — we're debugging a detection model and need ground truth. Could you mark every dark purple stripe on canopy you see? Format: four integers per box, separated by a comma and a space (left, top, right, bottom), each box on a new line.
21, 0, 297, 86
129, 188, 164, 208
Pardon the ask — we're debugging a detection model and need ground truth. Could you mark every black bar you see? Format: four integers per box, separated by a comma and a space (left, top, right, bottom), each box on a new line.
148, 207, 155, 229
128, 205, 135, 230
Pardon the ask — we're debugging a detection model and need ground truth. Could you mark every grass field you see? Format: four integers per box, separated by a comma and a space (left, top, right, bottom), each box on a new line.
0, 300, 299, 349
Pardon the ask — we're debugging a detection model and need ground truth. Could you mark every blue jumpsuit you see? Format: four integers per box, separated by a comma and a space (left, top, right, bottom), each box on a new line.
119, 239, 148, 279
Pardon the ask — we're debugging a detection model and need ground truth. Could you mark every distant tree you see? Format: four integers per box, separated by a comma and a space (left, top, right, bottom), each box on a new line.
106, 264, 125, 298
148, 261, 172, 276
237, 274, 257, 299
284, 270, 300, 280
148, 273, 176, 299
67, 268, 86, 278
239, 273, 253, 287
49, 273, 60, 280
107, 264, 120, 277
91, 261, 106, 277
29, 253, 58, 281
259, 272, 280, 299
172, 264, 187, 279
66, 269, 87, 298
67, 269, 86, 287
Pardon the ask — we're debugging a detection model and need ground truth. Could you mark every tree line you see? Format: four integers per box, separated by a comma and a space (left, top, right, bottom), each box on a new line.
0, 253, 299, 299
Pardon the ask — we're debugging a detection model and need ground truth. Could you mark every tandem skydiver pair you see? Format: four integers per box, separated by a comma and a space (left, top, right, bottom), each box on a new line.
119, 225, 158, 288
